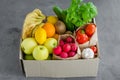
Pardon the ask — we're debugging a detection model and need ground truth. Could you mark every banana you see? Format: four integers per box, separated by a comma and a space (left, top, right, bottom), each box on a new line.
22, 9, 46, 39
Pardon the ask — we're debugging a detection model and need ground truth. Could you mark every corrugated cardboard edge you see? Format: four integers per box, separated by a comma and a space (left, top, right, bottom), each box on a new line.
19, 38, 26, 76
93, 18, 100, 58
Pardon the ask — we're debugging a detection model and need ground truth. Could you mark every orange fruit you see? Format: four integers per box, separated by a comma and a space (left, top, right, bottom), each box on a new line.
53, 34, 59, 40
35, 27, 47, 44
43, 23, 55, 38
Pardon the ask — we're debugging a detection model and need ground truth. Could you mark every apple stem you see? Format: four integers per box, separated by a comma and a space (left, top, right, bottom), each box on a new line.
81, 30, 85, 34
54, 43, 56, 46
40, 47, 43, 50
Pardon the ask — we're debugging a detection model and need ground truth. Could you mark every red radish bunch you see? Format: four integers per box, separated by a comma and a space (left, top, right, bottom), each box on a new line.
53, 36, 78, 58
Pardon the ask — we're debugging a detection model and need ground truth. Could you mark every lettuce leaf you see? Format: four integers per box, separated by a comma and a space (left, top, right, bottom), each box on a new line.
66, 0, 98, 27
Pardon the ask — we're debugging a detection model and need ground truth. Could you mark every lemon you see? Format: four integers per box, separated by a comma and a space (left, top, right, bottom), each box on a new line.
35, 27, 47, 44
47, 16, 58, 24
31, 23, 45, 37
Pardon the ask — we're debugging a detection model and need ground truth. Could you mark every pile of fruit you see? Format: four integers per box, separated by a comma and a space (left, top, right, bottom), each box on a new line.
20, 0, 98, 60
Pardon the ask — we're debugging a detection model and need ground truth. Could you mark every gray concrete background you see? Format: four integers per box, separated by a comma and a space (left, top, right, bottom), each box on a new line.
0, 0, 120, 80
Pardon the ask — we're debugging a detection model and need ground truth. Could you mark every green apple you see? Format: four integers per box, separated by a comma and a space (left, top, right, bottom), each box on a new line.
44, 38, 57, 54
21, 38, 38, 54
33, 45, 49, 60
24, 55, 34, 60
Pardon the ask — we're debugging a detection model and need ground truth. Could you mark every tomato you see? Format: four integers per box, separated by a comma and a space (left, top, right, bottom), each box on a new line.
90, 46, 97, 53
76, 30, 88, 44
76, 29, 83, 36
85, 24, 96, 37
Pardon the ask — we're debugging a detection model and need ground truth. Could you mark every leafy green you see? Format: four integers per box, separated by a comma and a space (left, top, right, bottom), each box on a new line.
53, 0, 98, 32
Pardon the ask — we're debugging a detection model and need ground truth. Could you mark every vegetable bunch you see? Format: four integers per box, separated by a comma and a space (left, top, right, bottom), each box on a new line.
53, 0, 98, 32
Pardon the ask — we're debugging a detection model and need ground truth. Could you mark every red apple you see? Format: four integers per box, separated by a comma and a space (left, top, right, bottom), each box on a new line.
53, 46, 62, 55
59, 40, 64, 46
66, 36, 73, 43
70, 43, 77, 52
60, 52, 68, 58
63, 43, 71, 52
68, 51, 76, 57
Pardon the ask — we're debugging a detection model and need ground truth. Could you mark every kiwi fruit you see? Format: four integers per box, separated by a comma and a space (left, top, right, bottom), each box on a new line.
54, 21, 66, 34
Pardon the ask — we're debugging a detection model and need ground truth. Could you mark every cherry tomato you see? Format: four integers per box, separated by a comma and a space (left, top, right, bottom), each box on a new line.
76, 30, 88, 44
85, 24, 96, 37
90, 46, 97, 53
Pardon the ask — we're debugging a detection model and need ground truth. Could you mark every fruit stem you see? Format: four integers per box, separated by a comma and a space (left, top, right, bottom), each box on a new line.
81, 30, 85, 34
40, 47, 43, 50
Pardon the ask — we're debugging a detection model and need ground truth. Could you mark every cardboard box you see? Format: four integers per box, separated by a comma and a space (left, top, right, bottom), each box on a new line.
19, 18, 100, 78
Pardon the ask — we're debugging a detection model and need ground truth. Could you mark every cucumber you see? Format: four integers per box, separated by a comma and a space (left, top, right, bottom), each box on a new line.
53, 6, 63, 20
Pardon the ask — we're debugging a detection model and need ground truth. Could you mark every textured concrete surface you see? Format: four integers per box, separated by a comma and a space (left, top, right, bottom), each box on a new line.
0, 0, 120, 80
